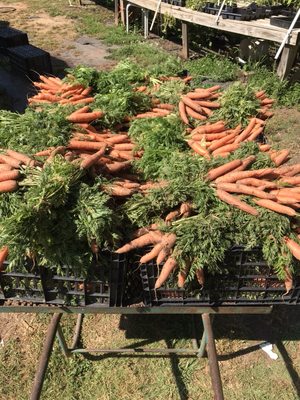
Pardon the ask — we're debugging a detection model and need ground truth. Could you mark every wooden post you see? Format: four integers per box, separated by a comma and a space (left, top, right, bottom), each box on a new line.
115, 0, 119, 26
120, 0, 126, 26
277, 42, 300, 80
181, 21, 189, 59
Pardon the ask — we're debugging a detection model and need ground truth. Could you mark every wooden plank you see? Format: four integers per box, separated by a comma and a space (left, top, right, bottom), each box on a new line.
115, 0, 119, 26
277, 42, 300, 79
181, 21, 189, 59
128, 0, 300, 45
120, 0, 125, 25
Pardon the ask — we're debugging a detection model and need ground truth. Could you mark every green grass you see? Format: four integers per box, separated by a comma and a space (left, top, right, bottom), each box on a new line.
1, 311, 300, 400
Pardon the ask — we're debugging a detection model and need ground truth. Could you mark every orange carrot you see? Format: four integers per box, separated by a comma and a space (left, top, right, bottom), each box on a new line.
178, 101, 189, 125
191, 122, 225, 136
0, 180, 18, 193
5, 149, 34, 166
165, 210, 180, 222
216, 152, 230, 158
216, 182, 275, 200
236, 178, 277, 189
284, 237, 300, 260
106, 134, 129, 145
216, 189, 259, 216
0, 170, 20, 182
212, 143, 240, 156
260, 98, 274, 106
177, 262, 191, 288
155, 103, 174, 111
181, 96, 203, 113
276, 195, 300, 205
234, 118, 257, 144
187, 140, 210, 159
206, 159, 242, 181
273, 149, 290, 167
215, 170, 258, 183
197, 101, 220, 108
254, 199, 296, 217
116, 232, 162, 253
113, 143, 135, 151
283, 164, 300, 177
81, 86, 93, 96
80, 147, 107, 169
195, 268, 205, 286
207, 85, 221, 92
279, 176, 300, 186
200, 106, 213, 116
208, 132, 237, 152
155, 257, 178, 289
67, 111, 103, 123
152, 108, 170, 116
34, 148, 55, 157
247, 126, 264, 142
104, 185, 135, 197
259, 144, 271, 152
0, 155, 21, 169
140, 242, 165, 264
68, 140, 107, 151
69, 106, 90, 116
109, 150, 134, 161
0, 246, 8, 271
192, 132, 227, 141
70, 97, 95, 105
0, 164, 13, 172
186, 90, 211, 99
232, 156, 256, 173
255, 90, 266, 99
185, 106, 206, 120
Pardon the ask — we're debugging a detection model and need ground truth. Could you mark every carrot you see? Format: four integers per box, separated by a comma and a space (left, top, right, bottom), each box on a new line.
185, 106, 206, 120
81, 86, 93, 96
105, 161, 131, 173
44, 146, 66, 165
279, 177, 300, 185
270, 189, 300, 197
195, 268, 205, 286
255, 90, 266, 99
276, 195, 300, 205
70, 97, 95, 105
283, 164, 300, 177
5, 149, 34, 166
247, 126, 264, 142
177, 261, 191, 288
0, 164, 13, 172
181, 96, 203, 113
273, 149, 290, 167
187, 140, 210, 159
191, 122, 225, 136
109, 150, 133, 161
260, 98, 274, 106
47, 76, 63, 86
206, 159, 242, 181
259, 144, 271, 152
0, 246, 8, 271
68, 140, 106, 151
254, 199, 296, 217
182, 75, 193, 83
106, 135, 129, 145
155, 257, 178, 289
207, 85, 221, 92
193, 132, 227, 141
284, 266, 293, 294
112, 143, 134, 151
216, 182, 275, 200
212, 143, 240, 156
0, 180, 18, 193
178, 101, 189, 125
200, 106, 213, 116
0, 170, 20, 182
180, 202, 192, 215
216, 152, 230, 158
254, 168, 275, 178
116, 232, 162, 253
34, 148, 54, 157
165, 210, 180, 222
284, 237, 300, 260
155, 103, 174, 111
67, 111, 103, 123
80, 146, 106, 169
215, 170, 258, 183
117, 181, 140, 190
39, 75, 60, 87
234, 118, 257, 144
216, 189, 259, 216
232, 156, 256, 173
0, 155, 22, 169
208, 132, 237, 152
152, 108, 170, 116
186, 91, 211, 99
237, 178, 277, 189
197, 101, 220, 108
104, 185, 135, 197
69, 106, 90, 116
140, 242, 165, 264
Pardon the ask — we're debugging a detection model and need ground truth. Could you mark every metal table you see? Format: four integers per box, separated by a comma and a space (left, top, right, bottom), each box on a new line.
0, 304, 273, 400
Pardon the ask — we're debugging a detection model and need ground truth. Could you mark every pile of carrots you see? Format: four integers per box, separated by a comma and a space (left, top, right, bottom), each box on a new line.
0, 72, 298, 292
29, 75, 94, 106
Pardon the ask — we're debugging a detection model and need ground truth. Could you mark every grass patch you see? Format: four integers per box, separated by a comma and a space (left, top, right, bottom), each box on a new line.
109, 42, 183, 77
184, 55, 240, 82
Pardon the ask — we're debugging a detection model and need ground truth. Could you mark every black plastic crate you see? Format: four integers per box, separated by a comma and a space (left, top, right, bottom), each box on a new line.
162, 0, 186, 6
7, 44, 52, 79
139, 247, 300, 306
0, 252, 127, 307
0, 27, 28, 49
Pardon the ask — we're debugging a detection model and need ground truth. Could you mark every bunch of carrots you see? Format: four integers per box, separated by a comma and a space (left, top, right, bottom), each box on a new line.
29, 75, 94, 106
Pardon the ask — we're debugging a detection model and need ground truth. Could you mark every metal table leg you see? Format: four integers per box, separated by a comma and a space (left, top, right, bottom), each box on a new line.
202, 313, 224, 400
30, 313, 63, 400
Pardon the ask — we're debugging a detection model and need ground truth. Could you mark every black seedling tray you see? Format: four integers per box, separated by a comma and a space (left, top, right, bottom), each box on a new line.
162, 0, 186, 6
139, 247, 300, 306
0, 252, 128, 307
270, 16, 300, 29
